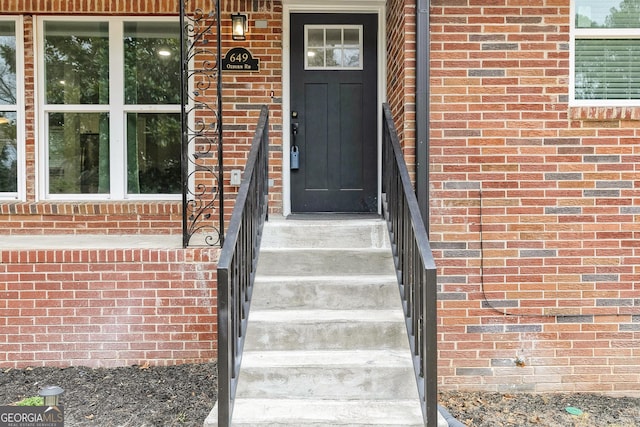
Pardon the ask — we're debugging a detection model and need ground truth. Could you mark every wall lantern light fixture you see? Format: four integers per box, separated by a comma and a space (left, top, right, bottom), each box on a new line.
231, 13, 248, 40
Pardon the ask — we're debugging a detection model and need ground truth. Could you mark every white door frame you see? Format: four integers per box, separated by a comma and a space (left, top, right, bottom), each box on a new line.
281, 0, 387, 216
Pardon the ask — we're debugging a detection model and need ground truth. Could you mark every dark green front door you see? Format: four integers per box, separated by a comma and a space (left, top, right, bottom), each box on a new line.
290, 13, 378, 212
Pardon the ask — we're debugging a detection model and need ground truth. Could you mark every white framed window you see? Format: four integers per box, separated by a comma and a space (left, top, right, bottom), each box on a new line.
571, 0, 640, 106
305, 25, 363, 70
38, 17, 181, 200
0, 17, 24, 200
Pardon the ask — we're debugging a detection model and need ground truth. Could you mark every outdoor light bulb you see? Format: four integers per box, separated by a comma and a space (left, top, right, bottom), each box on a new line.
59, 80, 66, 85
308, 51, 316, 57
158, 49, 171, 57
234, 20, 244, 35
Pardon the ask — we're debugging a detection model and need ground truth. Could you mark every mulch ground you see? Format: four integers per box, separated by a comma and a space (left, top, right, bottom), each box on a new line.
440, 390, 640, 427
0, 363, 217, 426
1, 363, 639, 426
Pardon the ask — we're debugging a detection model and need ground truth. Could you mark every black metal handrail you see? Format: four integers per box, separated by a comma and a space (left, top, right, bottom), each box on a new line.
216, 105, 269, 426
382, 103, 438, 427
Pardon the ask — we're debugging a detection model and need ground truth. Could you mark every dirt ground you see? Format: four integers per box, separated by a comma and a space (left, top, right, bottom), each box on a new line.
1, 363, 639, 426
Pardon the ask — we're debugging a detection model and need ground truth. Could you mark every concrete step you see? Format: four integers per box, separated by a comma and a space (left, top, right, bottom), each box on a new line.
242, 309, 409, 351
260, 218, 389, 249
256, 248, 396, 276
211, 398, 426, 426
250, 276, 401, 310
235, 350, 418, 399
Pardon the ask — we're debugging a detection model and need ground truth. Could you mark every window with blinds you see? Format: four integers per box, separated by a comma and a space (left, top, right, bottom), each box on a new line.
573, 0, 640, 103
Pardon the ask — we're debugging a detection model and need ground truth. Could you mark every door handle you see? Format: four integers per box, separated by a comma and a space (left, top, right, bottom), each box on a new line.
291, 122, 299, 170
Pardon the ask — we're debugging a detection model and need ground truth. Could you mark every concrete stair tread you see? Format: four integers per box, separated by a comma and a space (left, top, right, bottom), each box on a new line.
227, 398, 425, 426
260, 218, 390, 250
248, 309, 405, 323
253, 275, 397, 283
235, 349, 419, 400
240, 349, 414, 368
259, 247, 391, 253
255, 248, 396, 276
264, 218, 384, 226
250, 276, 400, 309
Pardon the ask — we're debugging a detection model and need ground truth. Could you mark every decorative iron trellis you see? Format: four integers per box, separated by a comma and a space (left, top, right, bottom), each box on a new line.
180, 0, 224, 248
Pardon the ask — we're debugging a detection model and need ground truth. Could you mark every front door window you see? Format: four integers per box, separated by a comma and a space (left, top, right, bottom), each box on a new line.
305, 25, 363, 69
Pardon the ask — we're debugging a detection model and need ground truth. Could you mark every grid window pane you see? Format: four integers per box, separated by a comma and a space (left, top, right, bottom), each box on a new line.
307, 48, 324, 67
0, 21, 16, 106
344, 48, 360, 68
344, 28, 359, 46
326, 29, 341, 47
48, 112, 110, 194
127, 113, 181, 194
0, 112, 17, 192
308, 29, 324, 47
124, 22, 181, 105
44, 22, 109, 105
327, 47, 340, 67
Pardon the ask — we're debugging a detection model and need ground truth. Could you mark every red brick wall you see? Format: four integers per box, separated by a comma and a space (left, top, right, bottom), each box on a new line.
0, 0, 193, 14
430, 0, 640, 394
0, 203, 182, 235
0, 248, 217, 368
220, 0, 284, 215
386, 0, 417, 170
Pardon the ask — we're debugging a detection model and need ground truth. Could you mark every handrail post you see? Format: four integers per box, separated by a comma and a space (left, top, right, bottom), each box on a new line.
217, 266, 231, 423
424, 266, 438, 426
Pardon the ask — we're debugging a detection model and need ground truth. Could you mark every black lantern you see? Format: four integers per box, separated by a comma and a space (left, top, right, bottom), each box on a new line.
231, 13, 247, 40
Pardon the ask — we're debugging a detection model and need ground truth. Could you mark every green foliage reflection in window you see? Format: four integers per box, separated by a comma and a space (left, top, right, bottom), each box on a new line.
44, 22, 109, 105
124, 22, 181, 105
